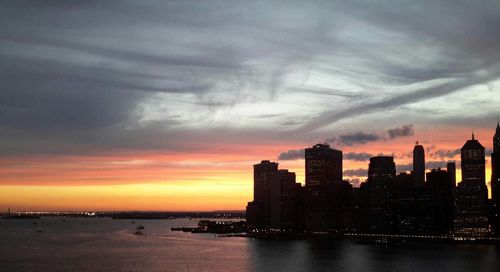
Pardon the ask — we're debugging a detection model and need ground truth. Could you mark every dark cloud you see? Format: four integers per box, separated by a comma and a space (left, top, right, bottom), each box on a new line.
278, 150, 374, 161
387, 124, 414, 139
430, 149, 461, 160
327, 132, 381, 146
278, 149, 304, 160
326, 124, 414, 146
344, 168, 368, 177
344, 152, 374, 161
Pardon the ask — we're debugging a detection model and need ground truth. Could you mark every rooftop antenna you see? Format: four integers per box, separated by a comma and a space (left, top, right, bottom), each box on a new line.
472, 131, 475, 140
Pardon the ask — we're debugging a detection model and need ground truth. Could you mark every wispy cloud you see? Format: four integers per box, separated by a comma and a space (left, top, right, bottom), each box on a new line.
0, 1, 499, 166
326, 124, 414, 146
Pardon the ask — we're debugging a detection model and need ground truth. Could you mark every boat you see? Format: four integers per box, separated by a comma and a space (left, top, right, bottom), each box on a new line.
136, 225, 145, 230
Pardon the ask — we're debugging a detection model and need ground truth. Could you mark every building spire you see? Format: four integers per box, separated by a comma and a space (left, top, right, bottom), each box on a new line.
496, 114, 500, 134
472, 131, 475, 140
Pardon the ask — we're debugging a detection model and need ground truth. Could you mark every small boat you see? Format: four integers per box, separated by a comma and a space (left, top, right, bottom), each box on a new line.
36, 228, 43, 233
136, 225, 145, 230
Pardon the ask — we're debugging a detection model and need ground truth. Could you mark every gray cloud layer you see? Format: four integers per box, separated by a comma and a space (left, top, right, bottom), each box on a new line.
1, 1, 500, 156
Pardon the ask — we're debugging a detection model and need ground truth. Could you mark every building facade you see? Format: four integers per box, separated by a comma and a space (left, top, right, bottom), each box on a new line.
305, 144, 343, 232
246, 160, 278, 228
454, 134, 490, 237
426, 168, 454, 234
363, 156, 396, 233
413, 143, 426, 187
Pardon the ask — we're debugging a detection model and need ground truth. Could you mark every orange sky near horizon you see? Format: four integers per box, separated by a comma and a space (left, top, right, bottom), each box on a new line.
0, 127, 496, 212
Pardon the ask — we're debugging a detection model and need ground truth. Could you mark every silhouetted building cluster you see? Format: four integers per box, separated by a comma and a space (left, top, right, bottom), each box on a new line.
246, 122, 500, 237
246, 160, 303, 230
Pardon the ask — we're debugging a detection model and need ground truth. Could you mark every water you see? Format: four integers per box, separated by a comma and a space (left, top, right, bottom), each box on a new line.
0, 217, 499, 272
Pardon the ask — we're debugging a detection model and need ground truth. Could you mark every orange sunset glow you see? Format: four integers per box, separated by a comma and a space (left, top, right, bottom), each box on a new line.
1, 126, 497, 211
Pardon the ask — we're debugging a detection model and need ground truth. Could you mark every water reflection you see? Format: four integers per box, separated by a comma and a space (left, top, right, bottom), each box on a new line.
0, 218, 498, 272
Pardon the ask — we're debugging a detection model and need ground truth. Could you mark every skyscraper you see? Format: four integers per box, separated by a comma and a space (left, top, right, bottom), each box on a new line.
305, 143, 343, 232
491, 121, 500, 235
461, 133, 486, 184
426, 168, 454, 234
246, 160, 278, 228
454, 134, 489, 237
368, 156, 396, 181
269, 169, 300, 229
413, 142, 426, 187
364, 156, 396, 233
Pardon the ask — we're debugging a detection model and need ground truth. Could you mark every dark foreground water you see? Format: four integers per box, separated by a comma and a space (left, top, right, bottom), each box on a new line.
0, 217, 499, 272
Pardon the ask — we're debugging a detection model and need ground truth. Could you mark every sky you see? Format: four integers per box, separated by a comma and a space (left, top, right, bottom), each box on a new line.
1, 0, 500, 211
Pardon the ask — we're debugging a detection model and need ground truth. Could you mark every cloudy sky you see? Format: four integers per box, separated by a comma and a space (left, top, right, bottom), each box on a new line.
2, 0, 500, 211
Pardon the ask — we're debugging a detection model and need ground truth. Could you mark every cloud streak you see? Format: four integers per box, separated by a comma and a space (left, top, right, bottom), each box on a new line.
326, 124, 414, 146
278, 149, 305, 160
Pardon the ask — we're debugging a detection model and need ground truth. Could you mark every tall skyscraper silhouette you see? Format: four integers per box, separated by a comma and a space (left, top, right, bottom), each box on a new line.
246, 160, 278, 228
413, 142, 425, 187
454, 133, 489, 237
254, 160, 279, 210
461, 133, 486, 184
491, 120, 500, 235
426, 168, 454, 234
363, 156, 396, 233
305, 144, 342, 232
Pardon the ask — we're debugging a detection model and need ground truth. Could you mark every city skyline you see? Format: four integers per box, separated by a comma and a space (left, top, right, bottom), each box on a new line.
2, 124, 499, 211
247, 130, 497, 237
2, 1, 500, 211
